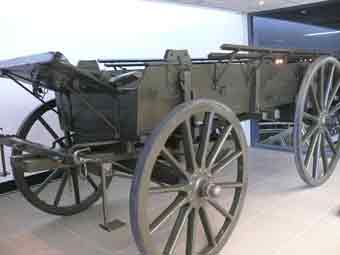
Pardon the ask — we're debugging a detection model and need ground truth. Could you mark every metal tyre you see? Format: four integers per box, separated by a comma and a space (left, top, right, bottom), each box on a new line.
130, 99, 247, 255
12, 99, 112, 216
294, 56, 340, 186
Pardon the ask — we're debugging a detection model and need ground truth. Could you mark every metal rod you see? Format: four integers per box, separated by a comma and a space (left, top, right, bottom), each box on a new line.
102, 56, 319, 68
258, 122, 294, 126
98, 57, 212, 64
112, 173, 133, 180
104, 60, 251, 68
104, 59, 250, 65
99, 44, 332, 67
101, 165, 108, 226
111, 161, 134, 174
220, 43, 332, 56
4, 73, 58, 113
4, 73, 47, 105
0, 144, 7, 177
0, 128, 7, 177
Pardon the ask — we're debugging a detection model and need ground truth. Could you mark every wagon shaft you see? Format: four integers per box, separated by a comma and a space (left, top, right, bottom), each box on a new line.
0, 135, 67, 158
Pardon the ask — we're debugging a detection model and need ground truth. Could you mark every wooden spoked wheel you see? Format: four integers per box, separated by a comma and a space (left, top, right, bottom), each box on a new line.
130, 99, 247, 255
294, 56, 340, 186
12, 99, 112, 216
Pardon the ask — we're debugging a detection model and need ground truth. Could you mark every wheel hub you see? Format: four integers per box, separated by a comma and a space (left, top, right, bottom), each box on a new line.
319, 112, 327, 125
188, 171, 221, 207
203, 183, 222, 198
319, 113, 339, 133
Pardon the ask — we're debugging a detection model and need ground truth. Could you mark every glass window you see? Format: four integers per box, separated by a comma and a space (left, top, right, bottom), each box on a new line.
253, 16, 340, 53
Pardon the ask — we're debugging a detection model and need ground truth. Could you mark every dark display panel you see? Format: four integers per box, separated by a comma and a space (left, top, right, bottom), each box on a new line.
253, 16, 340, 53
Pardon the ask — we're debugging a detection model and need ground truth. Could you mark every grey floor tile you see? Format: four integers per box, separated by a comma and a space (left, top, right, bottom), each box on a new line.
1, 148, 340, 255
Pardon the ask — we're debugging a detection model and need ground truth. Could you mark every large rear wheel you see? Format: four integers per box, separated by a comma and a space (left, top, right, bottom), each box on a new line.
130, 99, 247, 255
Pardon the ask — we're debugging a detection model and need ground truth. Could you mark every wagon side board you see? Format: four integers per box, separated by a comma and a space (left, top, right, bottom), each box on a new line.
257, 62, 307, 111
191, 63, 254, 115
136, 65, 183, 137
135, 58, 308, 137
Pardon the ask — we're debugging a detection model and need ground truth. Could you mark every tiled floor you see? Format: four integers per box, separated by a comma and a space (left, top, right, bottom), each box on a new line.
1, 148, 340, 255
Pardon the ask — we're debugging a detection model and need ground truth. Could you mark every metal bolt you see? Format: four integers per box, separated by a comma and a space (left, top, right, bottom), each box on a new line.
205, 183, 222, 198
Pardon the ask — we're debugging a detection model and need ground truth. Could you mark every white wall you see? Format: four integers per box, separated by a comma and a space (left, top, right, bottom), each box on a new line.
0, 0, 249, 174
0, 0, 248, 61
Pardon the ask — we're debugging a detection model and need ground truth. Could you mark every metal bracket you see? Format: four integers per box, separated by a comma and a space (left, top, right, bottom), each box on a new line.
99, 219, 126, 232
210, 51, 237, 90
164, 50, 193, 102
72, 147, 127, 231
179, 70, 192, 102
99, 162, 127, 232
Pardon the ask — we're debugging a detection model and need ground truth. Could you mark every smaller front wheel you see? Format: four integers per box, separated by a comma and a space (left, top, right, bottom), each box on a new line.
130, 99, 247, 255
12, 99, 112, 216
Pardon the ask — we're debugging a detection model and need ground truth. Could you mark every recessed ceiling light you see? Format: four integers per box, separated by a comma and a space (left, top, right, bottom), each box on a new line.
259, 1, 265, 6
305, 31, 340, 37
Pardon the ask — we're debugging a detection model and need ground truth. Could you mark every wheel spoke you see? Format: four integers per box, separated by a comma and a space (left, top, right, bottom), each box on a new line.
34, 169, 60, 195
215, 148, 233, 162
320, 134, 329, 175
323, 128, 336, 154
71, 169, 81, 204
186, 208, 198, 255
182, 120, 198, 172
329, 103, 340, 116
163, 205, 191, 255
327, 80, 340, 110
303, 112, 319, 123
216, 181, 243, 189
37, 117, 65, 147
150, 195, 187, 234
149, 184, 190, 194
197, 112, 215, 168
207, 125, 233, 169
325, 64, 336, 107
309, 85, 321, 114
211, 150, 242, 176
207, 199, 233, 220
304, 132, 319, 169
319, 65, 325, 109
312, 134, 321, 179
199, 207, 216, 246
328, 140, 340, 172
302, 124, 319, 144
161, 147, 190, 180
86, 174, 98, 191
53, 170, 69, 206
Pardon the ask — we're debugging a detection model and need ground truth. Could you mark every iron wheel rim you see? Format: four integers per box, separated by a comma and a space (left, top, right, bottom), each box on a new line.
131, 99, 247, 255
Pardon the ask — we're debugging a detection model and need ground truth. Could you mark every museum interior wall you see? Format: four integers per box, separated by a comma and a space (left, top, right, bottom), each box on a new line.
0, 0, 249, 180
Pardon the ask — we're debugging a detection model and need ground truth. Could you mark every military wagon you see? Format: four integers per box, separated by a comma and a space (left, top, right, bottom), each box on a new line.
0, 43, 339, 255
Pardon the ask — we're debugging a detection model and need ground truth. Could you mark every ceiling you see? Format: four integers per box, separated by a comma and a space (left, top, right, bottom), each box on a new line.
147, 0, 328, 13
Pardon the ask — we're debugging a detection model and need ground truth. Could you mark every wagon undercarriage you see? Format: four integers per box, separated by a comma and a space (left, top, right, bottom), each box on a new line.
1, 43, 340, 255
